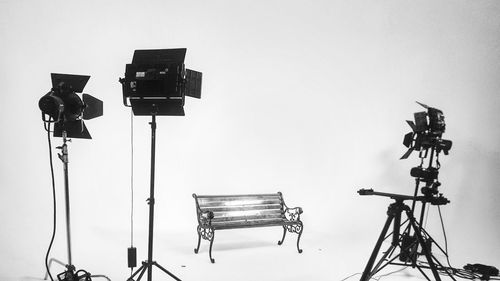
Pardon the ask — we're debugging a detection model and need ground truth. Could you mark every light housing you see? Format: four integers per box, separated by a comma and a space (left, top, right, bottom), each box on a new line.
119, 48, 202, 116
39, 73, 103, 139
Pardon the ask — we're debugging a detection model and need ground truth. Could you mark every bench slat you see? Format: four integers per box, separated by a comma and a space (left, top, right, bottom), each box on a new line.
198, 196, 280, 204
212, 219, 299, 230
211, 213, 283, 222
211, 209, 282, 219
198, 198, 281, 208
202, 204, 282, 213
196, 193, 279, 199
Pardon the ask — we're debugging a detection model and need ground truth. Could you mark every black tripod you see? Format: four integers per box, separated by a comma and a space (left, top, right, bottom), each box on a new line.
45, 131, 110, 281
128, 114, 181, 281
358, 189, 456, 281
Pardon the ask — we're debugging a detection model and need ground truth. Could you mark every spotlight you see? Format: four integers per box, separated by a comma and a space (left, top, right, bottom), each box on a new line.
400, 101, 452, 159
39, 73, 103, 139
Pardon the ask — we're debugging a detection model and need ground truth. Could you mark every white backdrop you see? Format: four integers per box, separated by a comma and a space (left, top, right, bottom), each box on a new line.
0, 0, 499, 280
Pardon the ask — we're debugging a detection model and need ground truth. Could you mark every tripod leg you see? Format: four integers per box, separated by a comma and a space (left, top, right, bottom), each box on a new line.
416, 266, 433, 281
370, 244, 396, 276
153, 262, 182, 281
431, 255, 458, 281
128, 263, 147, 281
406, 210, 441, 281
278, 226, 286, 245
360, 211, 395, 281
136, 265, 148, 281
419, 227, 458, 281
209, 231, 215, 263
194, 227, 201, 254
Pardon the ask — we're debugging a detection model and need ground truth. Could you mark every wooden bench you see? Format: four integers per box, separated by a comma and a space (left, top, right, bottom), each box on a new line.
192, 192, 303, 263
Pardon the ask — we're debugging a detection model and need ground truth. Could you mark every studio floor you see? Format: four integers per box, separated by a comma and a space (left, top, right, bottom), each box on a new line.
6, 226, 460, 281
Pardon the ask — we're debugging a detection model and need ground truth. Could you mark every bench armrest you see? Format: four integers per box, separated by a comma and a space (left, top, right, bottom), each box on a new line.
198, 210, 214, 226
283, 206, 303, 222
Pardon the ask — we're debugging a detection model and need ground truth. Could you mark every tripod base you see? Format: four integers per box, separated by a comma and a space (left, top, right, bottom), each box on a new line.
128, 260, 181, 281
44, 258, 111, 281
360, 200, 456, 281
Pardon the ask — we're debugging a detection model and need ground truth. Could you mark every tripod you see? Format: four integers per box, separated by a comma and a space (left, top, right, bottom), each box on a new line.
128, 114, 181, 281
44, 131, 110, 281
358, 189, 456, 281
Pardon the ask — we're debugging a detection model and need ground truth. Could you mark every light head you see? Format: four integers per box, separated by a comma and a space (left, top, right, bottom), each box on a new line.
39, 73, 103, 139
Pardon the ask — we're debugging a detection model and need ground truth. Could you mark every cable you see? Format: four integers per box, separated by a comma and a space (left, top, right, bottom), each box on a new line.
437, 205, 452, 268
130, 110, 134, 248
44, 121, 56, 281
374, 266, 408, 280
423, 203, 429, 228
435, 207, 500, 280
339, 272, 361, 281
339, 270, 408, 281
129, 109, 135, 276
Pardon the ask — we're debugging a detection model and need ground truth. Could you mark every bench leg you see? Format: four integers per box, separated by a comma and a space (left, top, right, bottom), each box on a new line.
296, 223, 303, 253
278, 226, 287, 245
209, 232, 215, 263
194, 226, 201, 254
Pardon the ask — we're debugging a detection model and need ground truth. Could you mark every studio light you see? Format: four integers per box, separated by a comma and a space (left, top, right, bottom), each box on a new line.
39, 73, 103, 139
400, 101, 452, 159
119, 48, 202, 116
39, 73, 108, 281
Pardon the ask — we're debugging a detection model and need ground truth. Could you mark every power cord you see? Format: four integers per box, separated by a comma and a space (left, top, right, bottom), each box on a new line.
44, 120, 57, 281
437, 205, 452, 267
340, 267, 409, 281
131, 110, 134, 247
128, 110, 137, 274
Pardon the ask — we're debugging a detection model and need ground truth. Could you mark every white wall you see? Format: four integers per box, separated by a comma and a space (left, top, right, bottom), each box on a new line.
0, 0, 499, 280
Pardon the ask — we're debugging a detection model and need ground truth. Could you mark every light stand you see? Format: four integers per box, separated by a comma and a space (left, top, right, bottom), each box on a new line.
127, 114, 181, 281
44, 131, 110, 281
120, 48, 202, 281
39, 73, 105, 281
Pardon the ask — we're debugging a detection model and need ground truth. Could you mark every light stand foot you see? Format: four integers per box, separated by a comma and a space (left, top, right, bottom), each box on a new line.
44, 258, 111, 281
128, 261, 181, 281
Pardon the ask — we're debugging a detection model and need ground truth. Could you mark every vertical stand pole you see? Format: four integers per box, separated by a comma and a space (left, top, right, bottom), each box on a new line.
46, 130, 110, 281
60, 131, 73, 267
147, 114, 157, 281
128, 113, 181, 281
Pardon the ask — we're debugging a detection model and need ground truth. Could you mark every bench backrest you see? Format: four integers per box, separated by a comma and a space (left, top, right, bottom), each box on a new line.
193, 193, 285, 229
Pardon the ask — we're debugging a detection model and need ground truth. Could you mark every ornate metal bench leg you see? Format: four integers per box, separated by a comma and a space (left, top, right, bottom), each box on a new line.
278, 226, 287, 245
194, 226, 201, 254
296, 223, 303, 253
209, 231, 215, 263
